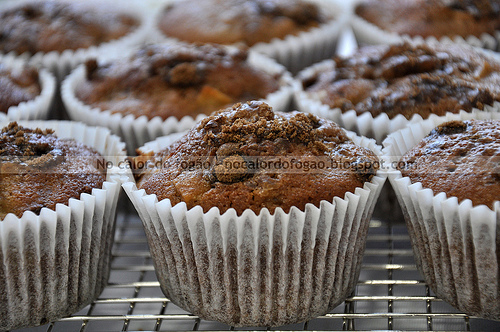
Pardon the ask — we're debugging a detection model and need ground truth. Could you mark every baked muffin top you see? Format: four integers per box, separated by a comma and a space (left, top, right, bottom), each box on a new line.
301, 42, 500, 119
355, 0, 500, 39
0, 64, 40, 113
136, 101, 379, 215
397, 120, 500, 209
158, 0, 327, 46
0, 0, 138, 54
76, 43, 282, 120
0, 122, 106, 218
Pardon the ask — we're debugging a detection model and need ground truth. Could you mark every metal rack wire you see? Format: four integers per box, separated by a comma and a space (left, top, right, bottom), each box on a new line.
11, 198, 500, 332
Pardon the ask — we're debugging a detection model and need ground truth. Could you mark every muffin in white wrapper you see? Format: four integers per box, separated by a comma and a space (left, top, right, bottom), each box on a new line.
62, 49, 294, 155
350, 0, 500, 51
152, 0, 347, 74
0, 55, 56, 122
0, 0, 151, 81
383, 112, 500, 320
0, 120, 129, 330
121, 110, 386, 326
293, 41, 500, 144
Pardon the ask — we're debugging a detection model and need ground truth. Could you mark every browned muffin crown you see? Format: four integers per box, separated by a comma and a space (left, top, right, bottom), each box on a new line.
136, 101, 379, 215
0, 64, 40, 113
355, 0, 500, 39
0, 122, 106, 218
397, 119, 500, 209
0, 0, 138, 54
302, 42, 500, 120
76, 43, 281, 120
158, 0, 326, 46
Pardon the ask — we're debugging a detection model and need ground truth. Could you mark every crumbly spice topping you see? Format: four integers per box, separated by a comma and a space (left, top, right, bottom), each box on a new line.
85, 43, 248, 88
303, 42, 500, 119
0, 122, 55, 157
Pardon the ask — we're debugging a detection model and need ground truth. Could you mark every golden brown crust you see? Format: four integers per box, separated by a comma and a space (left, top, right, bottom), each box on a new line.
136, 101, 379, 215
76, 43, 281, 120
355, 0, 500, 38
0, 64, 40, 113
0, 122, 106, 218
302, 42, 500, 119
158, 0, 326, 46
0, 0, 138, 54
397, 120, 500, 209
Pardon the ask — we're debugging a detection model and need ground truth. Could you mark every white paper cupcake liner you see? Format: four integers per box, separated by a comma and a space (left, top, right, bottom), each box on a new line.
0, 0, 151, 81
0, 55, 56, 121
62, 50, 294, 155
122, 130, 386, 327
151, 0, 347, 74
0, 120, 129, 330
382, 113, 500, 320
294, 55, 500, 144
350, 1, 500, 51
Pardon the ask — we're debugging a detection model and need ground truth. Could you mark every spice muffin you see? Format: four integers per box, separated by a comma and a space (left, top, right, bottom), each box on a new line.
0, 0, 139, 54
75, 43, 283, 121
63, 42, 292, 154
398, 120, 500, 209
154, 0, 344, 73
384, 114, 500, 320
354, 0, 500, 40
295, 41, 500, 142
0, 122, 105, 218
0, 120, 126, 330
157, 0, 328, 46
124, 101, 386, 326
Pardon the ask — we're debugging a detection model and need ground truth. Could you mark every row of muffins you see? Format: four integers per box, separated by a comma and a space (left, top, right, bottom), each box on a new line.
0, 0, 499, 330
1, 103, 499, 328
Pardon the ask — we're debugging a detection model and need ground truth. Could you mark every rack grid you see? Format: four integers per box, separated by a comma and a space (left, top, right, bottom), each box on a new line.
11, 199, 500, 332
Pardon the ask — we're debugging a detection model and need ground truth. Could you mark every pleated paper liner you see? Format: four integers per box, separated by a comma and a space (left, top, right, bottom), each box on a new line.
0, 54, 56, 121
0, 120, 129, 330
382, 112, 500, 320
62, 50, 294, 155
122, 130, 386, 327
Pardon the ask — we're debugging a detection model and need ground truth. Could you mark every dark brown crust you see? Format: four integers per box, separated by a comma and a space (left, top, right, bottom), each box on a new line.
136, 101, 379, 215
76, 43, 281, 120
158, 0, 326, 46
0, 122, 106, 218
0, 0, 138, 54
355, 0, 500, 38
397, 119, 500, 209
302, 42, 500, 119
0, 64, 40, 113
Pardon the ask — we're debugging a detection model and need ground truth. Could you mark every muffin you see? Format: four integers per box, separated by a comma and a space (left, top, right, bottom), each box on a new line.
123, 101, 386, 326
0, 120, 126, 330
352, 0, 500, 49
295, 41, 500, 142
154, 0, 345, 73
0, 56, 56, 121
384, 114, 500, 320
0, 0, 148, 78
62, 42, 293, 154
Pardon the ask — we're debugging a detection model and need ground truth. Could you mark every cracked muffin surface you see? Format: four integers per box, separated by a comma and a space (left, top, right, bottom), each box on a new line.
301, 42, 500, 119
76, 43, 282, 120
136, 101, 379, 215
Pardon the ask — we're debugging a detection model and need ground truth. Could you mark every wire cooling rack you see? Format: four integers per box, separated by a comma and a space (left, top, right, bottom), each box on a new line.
10, 196, 500, 332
